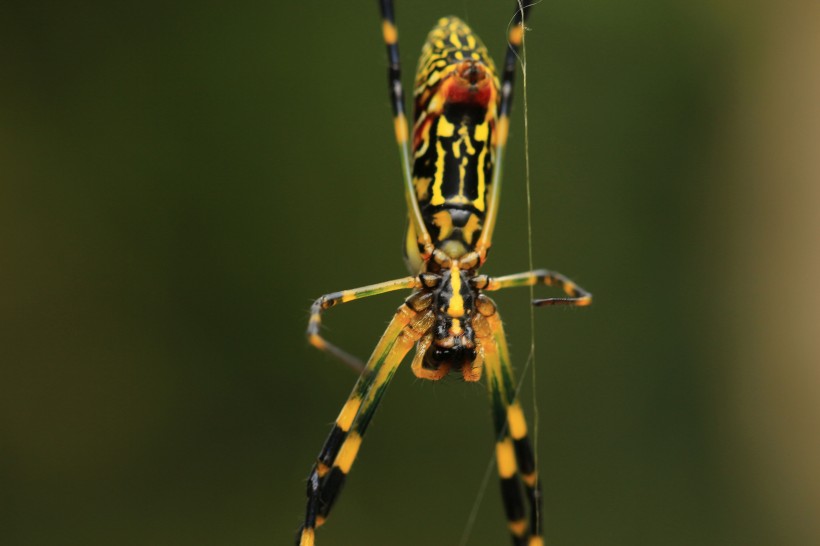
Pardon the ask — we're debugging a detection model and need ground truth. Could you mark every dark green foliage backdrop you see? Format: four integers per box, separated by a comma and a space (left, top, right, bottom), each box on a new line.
3, 1, 815, 545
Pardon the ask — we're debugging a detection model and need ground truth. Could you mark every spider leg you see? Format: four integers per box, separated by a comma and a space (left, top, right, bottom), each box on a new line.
410, 331, 451, 380
474, 269, 592, 307
298, 302, 431, 546
308, 276, 420, 372
476, 295, 543, 546
473, 3, 532, 263
378, 0, 434, 259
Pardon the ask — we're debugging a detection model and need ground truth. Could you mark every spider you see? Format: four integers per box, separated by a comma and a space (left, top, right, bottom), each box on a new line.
297, 2, 591, 545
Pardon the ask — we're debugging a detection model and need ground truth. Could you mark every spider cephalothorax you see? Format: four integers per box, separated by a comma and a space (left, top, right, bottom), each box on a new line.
412, 261, 482, 381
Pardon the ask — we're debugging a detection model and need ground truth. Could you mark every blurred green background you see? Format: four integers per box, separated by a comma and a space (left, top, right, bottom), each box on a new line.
3, 1, 818, 545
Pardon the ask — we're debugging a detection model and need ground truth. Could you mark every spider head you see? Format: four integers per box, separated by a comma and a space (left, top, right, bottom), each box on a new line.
425, 342, 477, 367
422, 315, 479, 381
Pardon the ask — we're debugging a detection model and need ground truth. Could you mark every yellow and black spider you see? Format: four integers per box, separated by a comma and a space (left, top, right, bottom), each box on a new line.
297, 2, 591, 545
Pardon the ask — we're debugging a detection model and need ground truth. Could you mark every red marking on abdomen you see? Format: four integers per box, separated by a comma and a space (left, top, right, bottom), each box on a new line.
442, 61, 493, 107
414, 115, 435, 152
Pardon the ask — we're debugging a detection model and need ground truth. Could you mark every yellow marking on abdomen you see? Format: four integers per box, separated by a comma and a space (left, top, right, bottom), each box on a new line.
432, 210, 454, 239
414, 176, 432, 200
455, 155, 470, 202
462, 213, 481, 245
426, 69, 442, 87
496, 438, 517, 478
337, 397, 362, 432
507, 403, 528, 440
466, 34, 477, 50
414, 118, 431, 159
431, 140, 446, 206
474, 149, 487, 211
471, 121, 489, 211
529, 538, 545, 546
335, 432, 362, 474
449, 33, 463, 50
455, 124, 475, 156
474, 121, 489, 143
437, 116, 455, 137
428, 94, 442, 115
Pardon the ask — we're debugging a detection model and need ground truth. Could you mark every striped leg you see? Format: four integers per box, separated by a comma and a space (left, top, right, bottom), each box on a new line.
474, 2, 533, 262
377, 0, 434, 259
308, 276, 419, 371
298, 302, 431, 546
475, 295, 543, 546
474, 269, 592, 307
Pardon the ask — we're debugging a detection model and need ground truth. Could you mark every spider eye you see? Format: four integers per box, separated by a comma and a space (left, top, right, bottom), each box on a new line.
431, 348, 449, 362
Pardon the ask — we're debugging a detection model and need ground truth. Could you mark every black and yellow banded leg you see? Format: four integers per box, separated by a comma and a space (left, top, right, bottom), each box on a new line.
308, 276, 419, 371
378, 0, 434, 259
299, 303, 428, 546
476, 297, 543, 546
474, 2, 533, 263
476, 269, 592, 307
487, 309, 544, 546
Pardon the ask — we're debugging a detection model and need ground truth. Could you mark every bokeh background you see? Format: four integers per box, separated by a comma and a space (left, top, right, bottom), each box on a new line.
2, 1, 818, 545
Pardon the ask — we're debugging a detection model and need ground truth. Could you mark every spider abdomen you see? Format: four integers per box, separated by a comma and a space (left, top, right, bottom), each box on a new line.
405, 17, 500, 269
